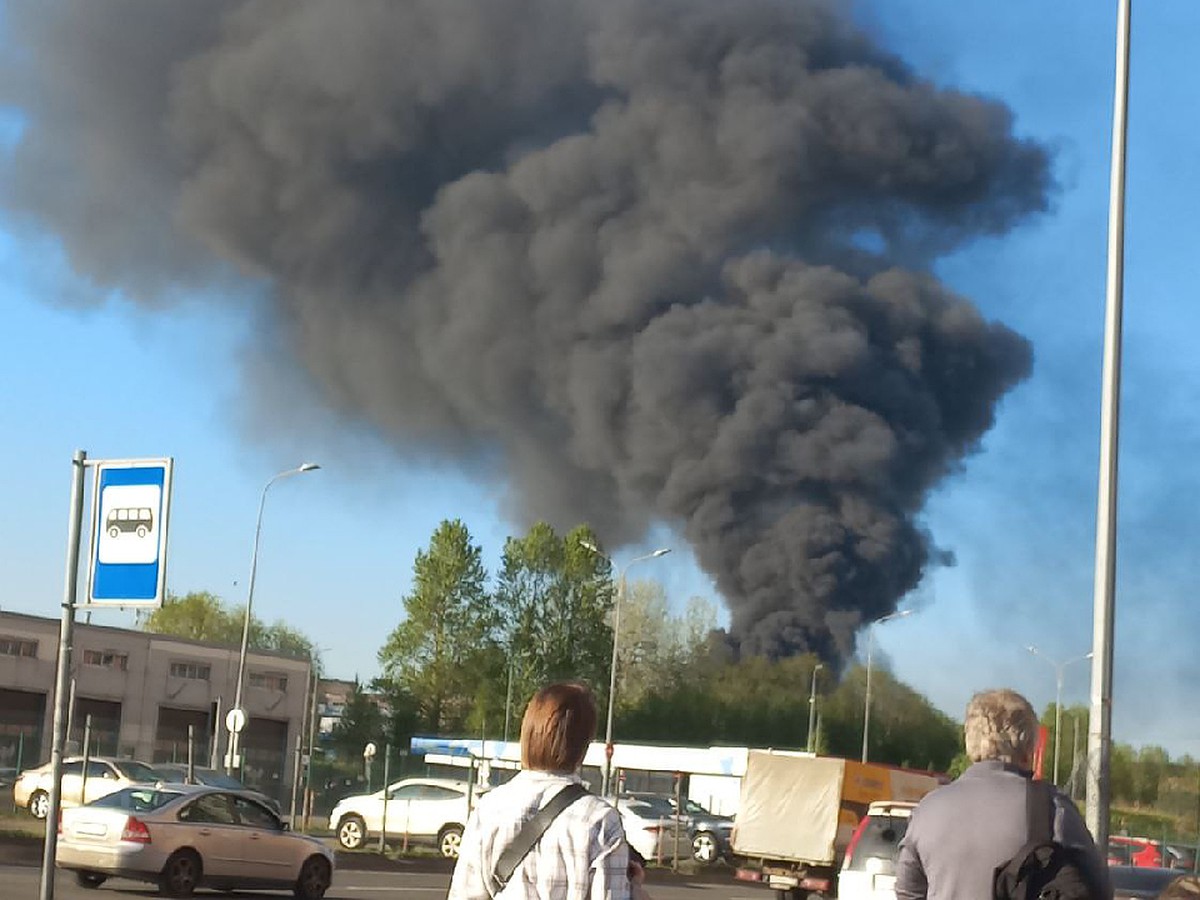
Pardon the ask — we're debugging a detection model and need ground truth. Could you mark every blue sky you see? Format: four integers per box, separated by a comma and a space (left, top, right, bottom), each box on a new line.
3, 0, 1200, 755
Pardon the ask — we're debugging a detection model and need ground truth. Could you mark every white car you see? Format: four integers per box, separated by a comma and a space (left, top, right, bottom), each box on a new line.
14, 756, 161, 819
57, 784, 334, 898
838, 800, 918, 900
615, 797, 688, 864
329, 777, 476, 858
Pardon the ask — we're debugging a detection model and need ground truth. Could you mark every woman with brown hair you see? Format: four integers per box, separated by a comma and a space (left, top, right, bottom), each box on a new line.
448, 682, 638, 900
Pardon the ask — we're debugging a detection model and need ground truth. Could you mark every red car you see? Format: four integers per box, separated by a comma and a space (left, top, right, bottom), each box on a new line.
1108, 835, 1163, 868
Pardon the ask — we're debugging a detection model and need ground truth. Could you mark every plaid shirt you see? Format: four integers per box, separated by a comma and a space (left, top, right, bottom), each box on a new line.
448, 770, 631, 900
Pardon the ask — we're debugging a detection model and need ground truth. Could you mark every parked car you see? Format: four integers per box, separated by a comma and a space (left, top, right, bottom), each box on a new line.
623, 792, 734, 863
329, 777, 475, 857
152, 765, 282, 814
1108, 835, 1164, 868
14, 756, 160, 819
57, 784, 333, 898
615, 796, 689, 864
838, 800, 917, 900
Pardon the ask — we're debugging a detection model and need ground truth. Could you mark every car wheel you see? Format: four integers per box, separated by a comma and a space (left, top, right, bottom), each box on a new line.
293, 855, 332, 900
337, 814, 367, 850
136, 525, 148, 538
28, 790, 50, 820
692, 831, 719, 864
108, 526, 119, 538
159, 849, 202, 897
438, 824, 464, 859
75, 871, 107, 889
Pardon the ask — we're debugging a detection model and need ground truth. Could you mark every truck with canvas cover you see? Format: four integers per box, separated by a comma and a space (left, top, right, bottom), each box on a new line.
730, 751, 940, 900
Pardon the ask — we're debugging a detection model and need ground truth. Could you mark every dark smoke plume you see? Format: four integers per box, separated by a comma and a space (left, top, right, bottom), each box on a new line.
0, 0, 1050, 665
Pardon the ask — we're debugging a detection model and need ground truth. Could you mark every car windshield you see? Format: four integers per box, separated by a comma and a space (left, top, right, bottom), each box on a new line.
89, 787, 181, 812
112, 760, 161, 782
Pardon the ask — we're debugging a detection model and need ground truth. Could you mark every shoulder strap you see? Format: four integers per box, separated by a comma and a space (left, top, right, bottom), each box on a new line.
490, 783, 590, 896
1025, 778, 1053, 844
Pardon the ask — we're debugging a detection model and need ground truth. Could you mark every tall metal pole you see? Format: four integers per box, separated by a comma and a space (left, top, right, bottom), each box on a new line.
581, 544, 670, 798
862, 609, 912, 764
228, 464, 319, 775
861, 630, 875, 764
503, 658, 514, 745
40, 449, 87, 900
304, 655, 320, 832
1088, 0, 1131, 848
1054, 669, 1064, 786
807, 663, 823, 753
602, 571, 625, 798
228, 479, 271, 775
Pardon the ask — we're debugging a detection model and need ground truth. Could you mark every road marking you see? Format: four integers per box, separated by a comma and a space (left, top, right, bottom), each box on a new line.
341, 887, 446, 893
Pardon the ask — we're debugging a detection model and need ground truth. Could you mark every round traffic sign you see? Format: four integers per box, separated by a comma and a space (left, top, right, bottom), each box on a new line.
225, 707, 247, 734
363, 742, 377, 759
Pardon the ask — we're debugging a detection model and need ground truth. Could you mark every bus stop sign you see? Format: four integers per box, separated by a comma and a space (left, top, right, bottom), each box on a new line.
86, 458, 174, 608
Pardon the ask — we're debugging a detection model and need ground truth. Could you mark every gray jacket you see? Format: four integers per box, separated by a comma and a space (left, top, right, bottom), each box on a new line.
894, 760, 1112, 900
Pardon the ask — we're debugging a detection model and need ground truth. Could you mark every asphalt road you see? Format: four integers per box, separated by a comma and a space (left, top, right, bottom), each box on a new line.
0, 864, 762, 899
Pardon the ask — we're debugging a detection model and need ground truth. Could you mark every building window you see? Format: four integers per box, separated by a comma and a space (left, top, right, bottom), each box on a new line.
169, 661, 211, 681
249, 672, 288, 692
82, 649, 128, 671
0, 636, 37, 658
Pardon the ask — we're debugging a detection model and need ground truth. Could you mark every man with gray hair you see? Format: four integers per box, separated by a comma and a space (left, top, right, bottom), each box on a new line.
894, 688, 1111, 900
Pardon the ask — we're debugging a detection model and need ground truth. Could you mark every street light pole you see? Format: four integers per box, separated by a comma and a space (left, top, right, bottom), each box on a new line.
579, 541, 670, 797
1088, 0, 1131, 849
227, 463, 320, 775
807, 663, 823, 753
861, 609, 913, 763
1026, 646, 1093, 785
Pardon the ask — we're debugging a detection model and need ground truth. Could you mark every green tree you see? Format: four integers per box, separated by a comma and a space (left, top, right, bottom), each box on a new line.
140, 590, 315, 659
377, 520, 495, 733
329, 680, 386, 768
495, 523, 613, 710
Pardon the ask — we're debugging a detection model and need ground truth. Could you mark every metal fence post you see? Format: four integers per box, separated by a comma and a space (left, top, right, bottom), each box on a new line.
378, 744, 391, 854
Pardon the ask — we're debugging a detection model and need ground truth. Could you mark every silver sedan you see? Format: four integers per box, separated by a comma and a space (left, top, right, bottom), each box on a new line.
57, 783, 334, 898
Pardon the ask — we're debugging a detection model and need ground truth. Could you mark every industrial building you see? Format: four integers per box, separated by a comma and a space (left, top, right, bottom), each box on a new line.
0, 610, 312, 803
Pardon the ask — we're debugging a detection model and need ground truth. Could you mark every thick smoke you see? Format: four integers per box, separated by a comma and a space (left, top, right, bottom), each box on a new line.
0, 0, 1050, 665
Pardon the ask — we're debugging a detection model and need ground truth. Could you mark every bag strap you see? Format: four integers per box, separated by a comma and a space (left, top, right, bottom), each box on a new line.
490, 784, 589, 896
1025, 778, 1053, 844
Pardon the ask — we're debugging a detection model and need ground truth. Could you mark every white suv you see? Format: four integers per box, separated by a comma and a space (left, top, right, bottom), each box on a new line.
329, 777, 476, 858
838, 801, 918, 900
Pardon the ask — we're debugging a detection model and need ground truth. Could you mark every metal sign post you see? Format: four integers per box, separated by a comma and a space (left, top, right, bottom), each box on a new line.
39, 450, 87, 900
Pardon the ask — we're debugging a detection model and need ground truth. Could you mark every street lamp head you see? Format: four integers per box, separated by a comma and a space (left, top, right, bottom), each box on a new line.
579, 539, 601, 554
650, 548, 671, 558
298, 462, 321, 473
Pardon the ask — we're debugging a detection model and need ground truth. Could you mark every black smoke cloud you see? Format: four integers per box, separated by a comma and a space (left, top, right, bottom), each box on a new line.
0, 0, 1050, 665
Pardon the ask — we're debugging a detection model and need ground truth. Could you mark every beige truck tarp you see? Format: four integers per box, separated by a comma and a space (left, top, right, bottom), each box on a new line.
732, 752, 846, 865
731, 751, 941, 865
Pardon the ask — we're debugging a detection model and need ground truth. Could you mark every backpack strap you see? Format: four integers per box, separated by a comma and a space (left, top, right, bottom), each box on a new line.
1025, 778, 1053, 845
489, 783, 590, 896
